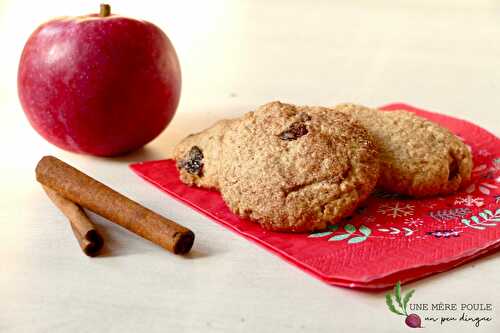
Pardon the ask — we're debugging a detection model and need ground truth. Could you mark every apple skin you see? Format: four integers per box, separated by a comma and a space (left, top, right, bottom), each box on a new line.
18, 10, 181, 156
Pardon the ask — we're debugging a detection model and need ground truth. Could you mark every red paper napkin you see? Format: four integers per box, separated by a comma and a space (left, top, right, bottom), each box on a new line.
130, 104, 500, 290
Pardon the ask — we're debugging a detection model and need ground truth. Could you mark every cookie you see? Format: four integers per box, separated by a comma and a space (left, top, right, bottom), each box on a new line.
335, 104, 473, 197
218, 101, 380, 232
174, 119, 233, 189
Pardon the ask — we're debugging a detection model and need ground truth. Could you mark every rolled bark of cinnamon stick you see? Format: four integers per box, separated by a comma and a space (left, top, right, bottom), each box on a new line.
36, 156, 194, 254
43, 186, 103, 256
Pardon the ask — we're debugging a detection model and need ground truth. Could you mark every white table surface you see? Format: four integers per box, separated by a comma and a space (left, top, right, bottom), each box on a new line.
1, 1, 499, 332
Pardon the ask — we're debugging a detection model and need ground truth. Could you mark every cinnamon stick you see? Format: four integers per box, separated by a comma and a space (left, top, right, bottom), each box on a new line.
36, 156, 194, 255
43, 186, 103, 256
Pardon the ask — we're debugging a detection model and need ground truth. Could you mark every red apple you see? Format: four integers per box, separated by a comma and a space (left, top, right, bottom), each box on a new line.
18, 4, 181, 156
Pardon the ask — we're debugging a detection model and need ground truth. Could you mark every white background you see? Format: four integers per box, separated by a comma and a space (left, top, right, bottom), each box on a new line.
1, 0, 499, 332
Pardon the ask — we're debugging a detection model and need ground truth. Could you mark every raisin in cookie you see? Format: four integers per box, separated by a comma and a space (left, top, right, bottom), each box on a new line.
174, 119, 233, 189
335, 104, 472, 197
218, 101, 380, 232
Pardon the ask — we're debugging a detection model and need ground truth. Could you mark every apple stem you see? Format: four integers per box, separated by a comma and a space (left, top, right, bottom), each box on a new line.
100, 4, 111, 17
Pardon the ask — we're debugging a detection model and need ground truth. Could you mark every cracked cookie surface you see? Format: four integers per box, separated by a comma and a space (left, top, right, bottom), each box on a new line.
335, 104, 472, 197
218, 101, 380, 232
174, 119, 234, 189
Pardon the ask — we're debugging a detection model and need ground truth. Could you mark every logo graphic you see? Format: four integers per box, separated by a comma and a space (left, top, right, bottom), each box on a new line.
386, 281, 422, 328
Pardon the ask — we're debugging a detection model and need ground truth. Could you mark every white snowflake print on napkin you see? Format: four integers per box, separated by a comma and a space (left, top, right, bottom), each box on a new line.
454, 195, 484, 207
403, 217, 424, 228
